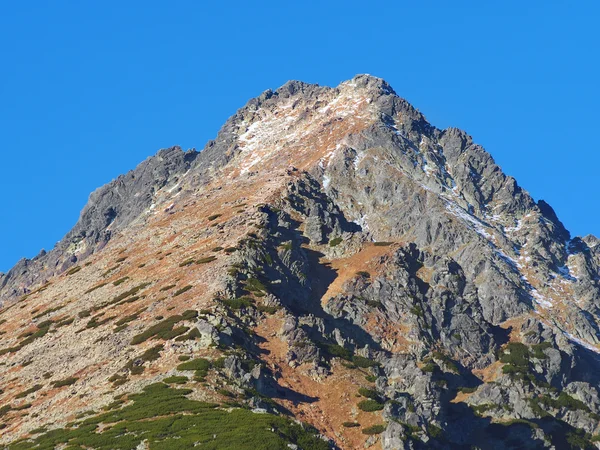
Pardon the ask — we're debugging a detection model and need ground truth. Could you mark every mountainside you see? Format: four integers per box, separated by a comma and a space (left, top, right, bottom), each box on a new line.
1, 75, 599, 449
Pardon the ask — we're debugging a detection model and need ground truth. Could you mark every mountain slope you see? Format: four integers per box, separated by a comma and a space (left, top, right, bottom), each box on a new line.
1, 75, 599, 449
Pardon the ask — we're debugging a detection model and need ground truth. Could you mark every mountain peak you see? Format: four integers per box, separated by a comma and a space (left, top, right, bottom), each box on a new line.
1, 77, 600, 449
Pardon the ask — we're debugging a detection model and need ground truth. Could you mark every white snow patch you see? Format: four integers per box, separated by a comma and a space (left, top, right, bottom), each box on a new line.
530, 289, 553, 308
564, 332, 600, 354
353, 214, 369, 231
446, 203, 493, 240
323, 174, 331, 189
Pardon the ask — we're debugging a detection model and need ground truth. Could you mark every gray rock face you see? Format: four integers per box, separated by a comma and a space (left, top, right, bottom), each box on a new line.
0, 147, 198, 304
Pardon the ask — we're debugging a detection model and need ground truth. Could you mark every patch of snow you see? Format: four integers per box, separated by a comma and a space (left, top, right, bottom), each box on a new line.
323, 174, 331, 189
530, 289, 553, 308
564, 332, 600, 354
353, 214, 369, 231
446, 203, 493, 240
505, 219, 523, 234
354, 151, 366, 170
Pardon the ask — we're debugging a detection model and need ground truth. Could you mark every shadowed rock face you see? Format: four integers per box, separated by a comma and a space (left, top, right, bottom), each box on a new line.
1, 75, 599, 449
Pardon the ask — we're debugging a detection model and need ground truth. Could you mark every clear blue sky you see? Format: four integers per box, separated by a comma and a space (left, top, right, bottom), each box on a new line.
1, 1, 598, 273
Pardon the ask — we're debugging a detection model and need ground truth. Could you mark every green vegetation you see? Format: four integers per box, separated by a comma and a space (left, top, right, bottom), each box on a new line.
356, 271, 370, 278
163, 376, 189, 384
110, 283, 151, 305
362, 424, 386, 435
458, 386, 478, 394
0, 320, 53, 355
177, 357, 211, 378
208, 214, 222, 221
357, 399, 384, 412
52, 377, 78, 388
212, 246, 224, 252
373, 242, 394, 246
173, 285, 193, 297
342, 422, 360, 428
410, 305, 424, 317
224, 247, 238, 254
15, 384, 43, 399
358, 388, 379, 400
329, 237, 343, 247
245, 277, 267, 293
130, 315, 191, 345
86, 315, 116, 329
531, 342, 552, 359
220, 297, 255, 310
32, 305, 64, 320
352, 356, 379, 368
66, 266, 82, 276
160, 284, 176, 292
113, 277, 129, 286
5, 383, 329, 450
179, 258, 196, 267
197, 256, 217, 264
115, 308, 146, 326
101, 265, 121, 277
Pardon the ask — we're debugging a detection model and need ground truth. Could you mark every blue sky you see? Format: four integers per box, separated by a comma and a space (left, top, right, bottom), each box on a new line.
1, 1, 598, 273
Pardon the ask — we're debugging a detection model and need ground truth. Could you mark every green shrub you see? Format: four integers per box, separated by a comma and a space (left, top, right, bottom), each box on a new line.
179, 258, 195, 267
86, 315, 115, 329
173, 285, 193, 297
362, 424, 386, 435
159, 284, 176, 292
163, 376, 188, 384
342, 422, 360, 428
212, 246, 224, 252
130, 316, 190, 345
245, 277, 267, 292
410, 305, 424, 317
6, 383, 329, 450
224, 247, 238, 253
356, 271, 370, 278
365, 375, 377, 383
329, 237, 343, 247
358, 399, 384, 412
352, 355, 379, 368
113, 277, 129, 286
217, 389, 235, 398
66, 266, 81, 276
32, 305, 64, 320
358, 388, 379, 400
500, 342, 530, 367
458, 386, 477, 394
177, 358, 211, 372
421, 362, 436, 373
15, 384, 43, 399
207, 214, 222, 221
52, 377, 78, 388
531, 342, 552, 359
197, 256, 217, 264
373, 242, 394, 246
221, 297, 255, 310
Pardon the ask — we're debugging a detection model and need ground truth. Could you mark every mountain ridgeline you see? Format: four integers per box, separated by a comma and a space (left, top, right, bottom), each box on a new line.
1, 75, 599, 449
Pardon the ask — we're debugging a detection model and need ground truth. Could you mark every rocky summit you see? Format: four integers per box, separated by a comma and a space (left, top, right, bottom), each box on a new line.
1, 75, 599, 450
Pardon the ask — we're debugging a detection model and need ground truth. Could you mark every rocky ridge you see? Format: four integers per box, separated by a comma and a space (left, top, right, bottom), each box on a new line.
0, 75, 599, 449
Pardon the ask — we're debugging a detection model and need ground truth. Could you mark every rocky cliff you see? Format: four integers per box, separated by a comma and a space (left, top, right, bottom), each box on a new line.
1, 75, 599, 449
